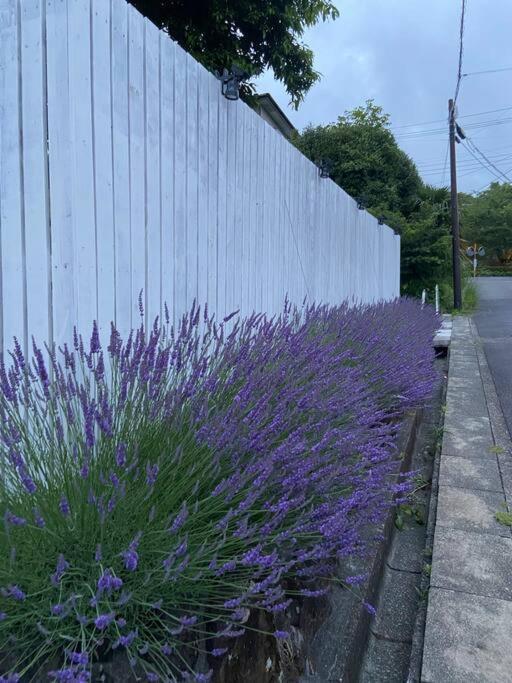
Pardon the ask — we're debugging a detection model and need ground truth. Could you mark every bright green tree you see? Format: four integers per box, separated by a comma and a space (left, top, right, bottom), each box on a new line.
129, 0, 339, 107
293, 100, 423, 217
461, 182, 512, 262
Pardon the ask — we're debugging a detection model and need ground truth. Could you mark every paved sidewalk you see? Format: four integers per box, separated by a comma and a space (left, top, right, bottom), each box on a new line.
422, 316, 512, 683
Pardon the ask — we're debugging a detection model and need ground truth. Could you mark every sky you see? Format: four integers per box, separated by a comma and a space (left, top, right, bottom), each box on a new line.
255, 0, 512, 194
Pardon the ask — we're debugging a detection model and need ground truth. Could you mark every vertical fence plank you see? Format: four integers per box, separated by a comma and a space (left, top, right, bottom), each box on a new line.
68, 0, 97, 337
196, 64, 209, 309
47, 0, 74, 349
0, 0, 25, 356
233, 103, 245, 314
91, 0, 115, 336
111, 0, 130, 338
20, 0, 51, 349
160, 34, 174, 322
206, 74, 218, 313
185, 55, 198, 312
217, 91, 228, 317
224, 97, 237, 317
127, 2, 145, 326
172, 44, 187, 325
144, 18, 161, 323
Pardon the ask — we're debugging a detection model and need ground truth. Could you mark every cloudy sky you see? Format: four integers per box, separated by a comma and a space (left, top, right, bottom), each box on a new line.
256, 0, 512, 194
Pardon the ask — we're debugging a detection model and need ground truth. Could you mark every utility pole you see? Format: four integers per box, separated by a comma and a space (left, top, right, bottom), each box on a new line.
449, 98, 462, 309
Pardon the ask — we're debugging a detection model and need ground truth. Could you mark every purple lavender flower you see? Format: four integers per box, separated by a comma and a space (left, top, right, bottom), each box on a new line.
363, 601, 377, 616
5, 585, 25, 601
146, 462, 159, 487
5, 511, 26, 527
51, 554, 69, 586
211, 648, 227, 657
94, 612, 115, 630
122, 547, 138, 572
113, 629, 137, 648
115, 442, 127, 468
90, 321, 101, 354
94, 544, 102, 562
274, 630, 289, 639
179, 614, 197, 627
59, 496, 70, 517
33, 508, 45, 528
97, 569, 123, 595
66, 651, 88, 667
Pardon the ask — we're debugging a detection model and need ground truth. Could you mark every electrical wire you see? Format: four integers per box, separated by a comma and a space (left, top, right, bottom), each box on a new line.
463, 66, 512, 77
473, 167, 512, 194
390, 106, 512, 131
464, 137, 512, 182
441, 141, 450, 185
453, 0, 467, 104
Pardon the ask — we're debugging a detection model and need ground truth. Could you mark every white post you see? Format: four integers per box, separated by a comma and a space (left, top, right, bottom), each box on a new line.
421, 289, 426, 307
435, 284, 440, 314
473, 256, 477, 277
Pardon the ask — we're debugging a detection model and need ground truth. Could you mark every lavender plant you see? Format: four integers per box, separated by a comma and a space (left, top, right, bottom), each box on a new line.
0, 298, 438, 682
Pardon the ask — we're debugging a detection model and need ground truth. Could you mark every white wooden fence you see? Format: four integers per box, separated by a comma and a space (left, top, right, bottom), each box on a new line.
0, 0, 400, 356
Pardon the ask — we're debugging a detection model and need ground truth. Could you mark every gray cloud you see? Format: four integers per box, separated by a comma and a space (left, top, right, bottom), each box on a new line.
256, 0, 512, 193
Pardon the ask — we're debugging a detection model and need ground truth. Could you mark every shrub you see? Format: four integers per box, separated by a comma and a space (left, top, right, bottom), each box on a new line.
0, 298, 438, 682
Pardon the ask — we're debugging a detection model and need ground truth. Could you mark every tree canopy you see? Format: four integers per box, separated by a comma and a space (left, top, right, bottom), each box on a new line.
293, 101, 452, 295
129, 0, 339, 107
294, 101, 424, 217
460, 182, 512, 262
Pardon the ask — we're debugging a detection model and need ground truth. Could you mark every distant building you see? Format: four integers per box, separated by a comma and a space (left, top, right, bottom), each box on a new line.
255, 93, 296, 139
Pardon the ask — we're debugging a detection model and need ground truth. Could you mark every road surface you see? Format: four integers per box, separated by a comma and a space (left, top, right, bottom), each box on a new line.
473, 276, 512, 436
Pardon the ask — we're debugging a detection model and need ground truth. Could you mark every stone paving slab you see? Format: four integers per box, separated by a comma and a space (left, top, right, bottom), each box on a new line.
441, 422, 494, 457
439, 456, 502, 492
431, 527, 512, 600
436, 485, 508, 536
422, 588, 512, 683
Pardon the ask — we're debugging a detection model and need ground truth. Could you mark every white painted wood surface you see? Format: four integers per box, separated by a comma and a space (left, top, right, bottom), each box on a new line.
0, 0, 400, 355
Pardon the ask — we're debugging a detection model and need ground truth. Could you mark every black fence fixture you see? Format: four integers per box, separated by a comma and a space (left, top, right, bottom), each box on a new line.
378, 216, 385, 225
219, 66, 248, 101
318, 159, 333, 178
356, 197, 366, 210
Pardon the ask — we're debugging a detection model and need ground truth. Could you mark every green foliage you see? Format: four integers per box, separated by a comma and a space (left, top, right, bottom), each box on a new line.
495, 510, 512, 527
461, 182, 512, 262
294, 100, 424, 216
129, 0, 339, 107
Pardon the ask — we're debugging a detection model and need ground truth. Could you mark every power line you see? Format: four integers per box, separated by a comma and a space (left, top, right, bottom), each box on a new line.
465, 137, 512, 183
418, 151, 512, 172
441, 140, 450, 185
473, 167, 512, 194
394, 116, 512, 140
453, 0, 467, 104
390, 106, 512, 131
460, 142, 506, 182
463, 66, 512, 77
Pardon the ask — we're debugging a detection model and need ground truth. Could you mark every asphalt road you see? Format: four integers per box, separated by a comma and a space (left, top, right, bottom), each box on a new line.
473, 277, 512, 436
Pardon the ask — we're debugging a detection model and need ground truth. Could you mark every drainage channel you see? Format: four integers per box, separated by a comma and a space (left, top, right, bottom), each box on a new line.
357, 355, 447, 683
